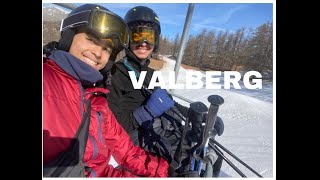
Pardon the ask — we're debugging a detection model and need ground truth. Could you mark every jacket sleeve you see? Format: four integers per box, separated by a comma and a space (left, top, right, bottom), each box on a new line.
113, 111, 140, 132
106, 78, 141, 132
103, 110, 169, 177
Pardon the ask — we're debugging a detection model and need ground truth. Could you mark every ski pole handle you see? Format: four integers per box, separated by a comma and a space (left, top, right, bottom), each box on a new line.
202, 95, 224, 148
191, 95, 224, 170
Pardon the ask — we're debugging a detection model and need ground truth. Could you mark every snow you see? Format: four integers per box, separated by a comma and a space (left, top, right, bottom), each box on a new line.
108, 56, 274, 178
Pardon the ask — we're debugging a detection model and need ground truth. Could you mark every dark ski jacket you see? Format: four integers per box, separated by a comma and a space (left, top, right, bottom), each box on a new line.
106, 53, 188, 134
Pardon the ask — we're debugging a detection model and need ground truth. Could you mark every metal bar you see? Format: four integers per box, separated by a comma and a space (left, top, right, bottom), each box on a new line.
173, 3, 195, 87
168, 91, 194, 104
212, 145, 247, 177
209, 139, 263, 177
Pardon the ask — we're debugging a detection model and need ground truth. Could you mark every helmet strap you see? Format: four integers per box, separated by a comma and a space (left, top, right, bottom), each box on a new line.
57, 29, 75, 52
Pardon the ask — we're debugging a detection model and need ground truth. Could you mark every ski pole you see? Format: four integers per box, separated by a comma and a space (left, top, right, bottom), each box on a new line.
191, 96, 223, 154
190, 95, 224, 175
209, 139, 263, 177
192, 95, 224, 157
171, 91, 263, 177
186, 101, 208, 174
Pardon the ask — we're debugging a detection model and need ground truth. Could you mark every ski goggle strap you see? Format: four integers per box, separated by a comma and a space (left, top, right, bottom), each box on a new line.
60, 9, 129, 51
129, 27, 157, 45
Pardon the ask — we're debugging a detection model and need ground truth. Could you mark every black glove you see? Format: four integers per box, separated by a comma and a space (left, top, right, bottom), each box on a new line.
203, 114, 224, 137
213, 116, 224, 136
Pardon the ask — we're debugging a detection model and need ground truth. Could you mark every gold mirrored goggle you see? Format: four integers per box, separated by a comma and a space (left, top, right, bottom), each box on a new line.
61, 8, 130, 51
130, 27, 157, 45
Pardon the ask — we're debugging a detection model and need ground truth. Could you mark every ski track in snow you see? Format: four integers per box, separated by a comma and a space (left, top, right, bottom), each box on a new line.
160, 57, 274, 178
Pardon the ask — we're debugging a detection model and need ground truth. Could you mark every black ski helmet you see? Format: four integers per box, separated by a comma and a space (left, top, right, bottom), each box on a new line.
58, 4, 129, 62
58, 4, 108, 52
124, 6, 161, 52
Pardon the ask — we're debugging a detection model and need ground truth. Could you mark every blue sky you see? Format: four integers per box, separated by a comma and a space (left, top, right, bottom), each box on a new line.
44, 3, 273, 40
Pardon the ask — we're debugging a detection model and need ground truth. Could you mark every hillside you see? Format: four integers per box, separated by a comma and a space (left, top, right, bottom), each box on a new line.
43, 6, 68, 45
